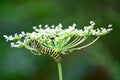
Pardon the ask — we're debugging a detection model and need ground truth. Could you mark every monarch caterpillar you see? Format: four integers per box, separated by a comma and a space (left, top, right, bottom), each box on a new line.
30, 39, 62, 63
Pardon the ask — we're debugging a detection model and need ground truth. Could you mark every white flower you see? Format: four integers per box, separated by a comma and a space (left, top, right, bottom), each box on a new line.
10, 42, 15, 47
3, 35, 8, 39
90, 21, 95, 26
3, 35, 14, 41
3, 21, 112, 55
51, 25, 55, 29
38, 24, 42, 28
108, 24, 112, 28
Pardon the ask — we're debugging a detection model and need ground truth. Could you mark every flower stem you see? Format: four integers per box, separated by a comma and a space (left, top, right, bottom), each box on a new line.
57, 62, 63, 80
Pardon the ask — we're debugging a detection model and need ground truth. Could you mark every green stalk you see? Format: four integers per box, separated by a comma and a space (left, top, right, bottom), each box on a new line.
68, 36, 100, 51
64, 37, 79, 48
57, 62, 63, 80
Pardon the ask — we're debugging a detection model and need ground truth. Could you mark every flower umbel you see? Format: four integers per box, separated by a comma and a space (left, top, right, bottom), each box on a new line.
3, 21, 112, 62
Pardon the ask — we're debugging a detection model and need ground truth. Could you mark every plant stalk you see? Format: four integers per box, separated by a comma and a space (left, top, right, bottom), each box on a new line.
57, 62, 63, 80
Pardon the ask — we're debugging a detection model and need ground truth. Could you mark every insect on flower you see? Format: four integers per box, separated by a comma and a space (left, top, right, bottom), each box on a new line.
3, 21, 113, 62
30, 39, 62, 62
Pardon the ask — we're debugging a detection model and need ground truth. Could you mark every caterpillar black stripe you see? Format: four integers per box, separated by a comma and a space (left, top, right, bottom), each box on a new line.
30, 39, 62, 63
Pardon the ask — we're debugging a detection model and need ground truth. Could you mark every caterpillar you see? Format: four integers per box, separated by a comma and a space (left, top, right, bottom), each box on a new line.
30, 39, 62, 63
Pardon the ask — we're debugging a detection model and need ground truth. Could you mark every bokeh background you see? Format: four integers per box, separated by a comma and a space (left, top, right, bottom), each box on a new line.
0, 0, 120, 80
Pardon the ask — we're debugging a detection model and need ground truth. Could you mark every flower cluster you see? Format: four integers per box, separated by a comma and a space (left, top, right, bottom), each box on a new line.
3, 21, 112, 55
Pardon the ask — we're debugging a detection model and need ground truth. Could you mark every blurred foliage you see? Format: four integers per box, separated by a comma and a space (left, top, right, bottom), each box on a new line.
0, 0, 120, 80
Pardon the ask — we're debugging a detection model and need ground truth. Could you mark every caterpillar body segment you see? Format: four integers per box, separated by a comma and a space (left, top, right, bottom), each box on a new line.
30, 39, 62, 62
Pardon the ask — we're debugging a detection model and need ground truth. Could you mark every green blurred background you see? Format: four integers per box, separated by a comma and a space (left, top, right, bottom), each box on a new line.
0, 0, 120, 80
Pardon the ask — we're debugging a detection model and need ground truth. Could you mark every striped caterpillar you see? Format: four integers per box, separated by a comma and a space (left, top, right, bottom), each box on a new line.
30, 39, 62, 63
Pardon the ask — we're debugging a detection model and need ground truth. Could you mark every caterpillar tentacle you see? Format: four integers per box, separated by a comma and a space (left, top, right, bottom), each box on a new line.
30, 39, 62, 62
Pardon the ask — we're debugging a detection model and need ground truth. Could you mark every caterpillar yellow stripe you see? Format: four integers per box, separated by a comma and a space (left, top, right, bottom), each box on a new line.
30, 39, 62, 63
